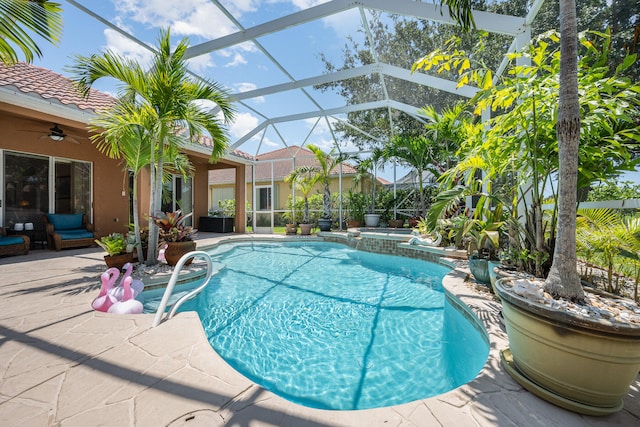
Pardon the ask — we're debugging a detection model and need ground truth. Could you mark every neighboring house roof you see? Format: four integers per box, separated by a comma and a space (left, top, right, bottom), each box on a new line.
377, 176, 392, 186
209, 145, 358, 184
0, 61, 115, 112
0, 61, 251, 163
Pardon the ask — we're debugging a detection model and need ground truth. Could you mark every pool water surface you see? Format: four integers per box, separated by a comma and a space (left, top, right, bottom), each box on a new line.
152, 241, 489, 410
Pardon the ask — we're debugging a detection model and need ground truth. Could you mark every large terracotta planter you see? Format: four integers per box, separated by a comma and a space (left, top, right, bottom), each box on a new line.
495, 278, 640, 415
164, 241, 196, 266
104, 252, 134, 269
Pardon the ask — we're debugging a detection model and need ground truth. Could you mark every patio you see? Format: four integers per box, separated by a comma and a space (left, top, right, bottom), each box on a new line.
0, 234, 638, 426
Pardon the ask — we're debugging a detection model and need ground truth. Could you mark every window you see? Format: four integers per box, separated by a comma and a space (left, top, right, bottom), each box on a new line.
257, 186, 272, 211
4, 152, 49, 224
162, 175, 193, 226
2, 151, 92, 226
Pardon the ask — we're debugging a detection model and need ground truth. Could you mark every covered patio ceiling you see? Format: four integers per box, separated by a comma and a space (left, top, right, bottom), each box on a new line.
64, 0, 546, 158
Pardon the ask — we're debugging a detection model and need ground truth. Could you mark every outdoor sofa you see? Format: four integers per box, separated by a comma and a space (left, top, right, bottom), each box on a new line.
43, 213, 95, 251
0, 227, 29, 256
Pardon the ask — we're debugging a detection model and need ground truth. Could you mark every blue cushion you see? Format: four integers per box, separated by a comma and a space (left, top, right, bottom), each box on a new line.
0, 236, 24, 246
47, 213, 83, 231
58, 230, 94, 240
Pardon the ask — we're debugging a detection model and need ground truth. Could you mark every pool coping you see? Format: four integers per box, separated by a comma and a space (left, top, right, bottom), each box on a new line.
0, 233, 638, 426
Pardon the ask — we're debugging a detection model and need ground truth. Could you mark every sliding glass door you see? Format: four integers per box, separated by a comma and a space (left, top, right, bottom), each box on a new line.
2, 151, 92, 227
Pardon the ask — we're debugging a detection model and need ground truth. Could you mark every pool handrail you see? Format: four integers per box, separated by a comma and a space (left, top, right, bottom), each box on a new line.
151, 250, 218, 327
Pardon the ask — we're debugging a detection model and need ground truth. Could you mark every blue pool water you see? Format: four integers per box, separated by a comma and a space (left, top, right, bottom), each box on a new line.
145, 241, 489, 410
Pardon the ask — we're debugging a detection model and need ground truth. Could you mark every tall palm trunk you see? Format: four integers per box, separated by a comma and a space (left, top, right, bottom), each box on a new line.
147, 135, 165, 265
131, 173, 145, 264
544, 0, 585, 302
323, 179, 332, 219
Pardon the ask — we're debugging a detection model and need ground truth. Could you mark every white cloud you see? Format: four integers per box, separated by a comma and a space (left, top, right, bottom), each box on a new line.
262, 137, 279, 148
229, 112, 260, 139
225, 53, 248, 67
186, 54, 214, 73
113, 0, 237, 39
221, 0, 259, 16
236, 82, 257, 92
103, 28, 154, 69
234, 82, 265, 103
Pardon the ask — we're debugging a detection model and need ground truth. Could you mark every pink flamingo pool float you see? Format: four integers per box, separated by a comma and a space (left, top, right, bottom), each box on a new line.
91, 269, 118, 312
109, 263, 144, 300
108, 276, 143, 314
91, 263, 144, 314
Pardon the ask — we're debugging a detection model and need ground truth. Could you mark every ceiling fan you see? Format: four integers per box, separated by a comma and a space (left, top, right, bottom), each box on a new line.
38, 123, 81, 144
19, 122, 85, 144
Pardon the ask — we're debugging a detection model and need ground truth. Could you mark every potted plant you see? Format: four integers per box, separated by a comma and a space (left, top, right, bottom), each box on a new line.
305, 144, 352, 231
285, 165, 319, 236
417, 8, 640, 414
151, 210, 197, 266
345, 189, 366, 228
95, 232, 134, 269
282, 198, 298, 235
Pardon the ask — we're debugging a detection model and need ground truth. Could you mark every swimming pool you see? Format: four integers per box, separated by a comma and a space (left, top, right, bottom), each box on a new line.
146, 241, 489, 410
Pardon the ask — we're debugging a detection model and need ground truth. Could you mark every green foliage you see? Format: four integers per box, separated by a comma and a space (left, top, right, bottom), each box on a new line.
95, 233, 127, 257
577, 208, 640, 295
217, 199, 236, 217
587, 181, 640, 202
69, 27, 235, 266
419, 30, 640, 278
151, 210, 197, 243
0, 0, 63, 64
345, 190, 367, 223
316, 10, 507, 150
284, 194, 323, 224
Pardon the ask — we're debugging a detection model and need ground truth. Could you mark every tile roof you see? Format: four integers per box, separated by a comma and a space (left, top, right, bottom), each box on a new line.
210, 145, 358, 184
0, 61, 116, 112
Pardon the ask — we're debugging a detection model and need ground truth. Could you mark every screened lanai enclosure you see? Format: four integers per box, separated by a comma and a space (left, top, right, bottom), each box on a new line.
60, 0, 574, 231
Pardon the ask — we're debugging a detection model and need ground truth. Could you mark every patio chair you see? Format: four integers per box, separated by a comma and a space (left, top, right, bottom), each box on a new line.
43, 213, 95, 251
0, 227, 30, 256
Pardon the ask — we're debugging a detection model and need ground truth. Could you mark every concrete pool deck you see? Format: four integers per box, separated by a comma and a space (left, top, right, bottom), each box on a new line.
0, 233, 638, 426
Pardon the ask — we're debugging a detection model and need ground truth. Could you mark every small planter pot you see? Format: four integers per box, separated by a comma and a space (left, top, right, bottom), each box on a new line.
164, 241, 196, 266
495, 278, 640, 416
285, 223, 298, 235
346, 220, 362, 228
468, 254, 491, 285
317, 218, 332, 231
299, 223, 313, 235
388, 219, 405, 228
104, 252, 135, 269
364, 214, 380, 227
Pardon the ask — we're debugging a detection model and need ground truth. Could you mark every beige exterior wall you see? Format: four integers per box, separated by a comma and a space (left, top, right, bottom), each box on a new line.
1, 108, 130, 238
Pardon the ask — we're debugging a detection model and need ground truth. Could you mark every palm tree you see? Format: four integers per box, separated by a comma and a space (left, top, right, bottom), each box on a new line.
306, 144, 352, 221
285, 166, 319, 224
0, 0, 62, 64
69, 28, 235, 265
90, 99, 194, 263
440, 0, 584, 301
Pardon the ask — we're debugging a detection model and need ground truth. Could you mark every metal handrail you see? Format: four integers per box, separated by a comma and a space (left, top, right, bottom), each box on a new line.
151, 250, 220, 327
